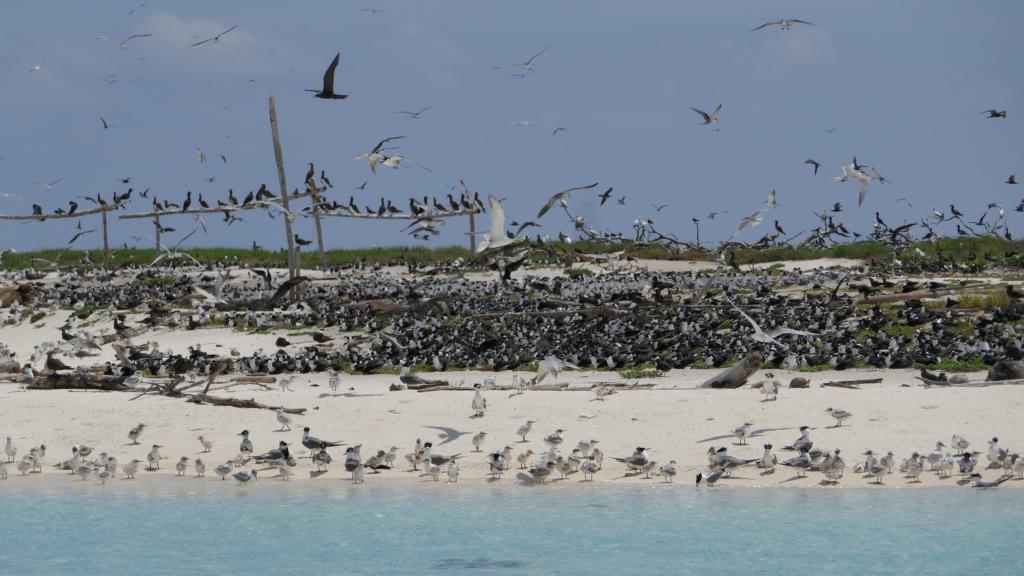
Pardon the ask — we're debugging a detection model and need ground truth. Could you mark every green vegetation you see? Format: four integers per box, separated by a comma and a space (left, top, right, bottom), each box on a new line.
925, 356, 987, 373
3, 237, 1023, 271
617, 367, 663, 379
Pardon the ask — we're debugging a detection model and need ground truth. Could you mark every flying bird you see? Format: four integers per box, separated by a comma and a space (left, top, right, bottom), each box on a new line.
476, 195, 517, 253
727, 297, 819, 346
804, 159, 821, 175
190, 24, 238, 47
361, 8, 388, 15
195, 146, 206, 164
598, 187, 614, 206
980, 109, 1007, 119
68, 224, 97, 245
307, 53, 348, 100
767, 189, 780, 209
36, 179, 62, 190
750, 19, 813, 32
537, 182, 599, 218
96, 33, 152, 49
730, 211, 764, 239
100, 116, 114, 130
395, 107, 429, 119
493, 46, 550, 72
691, 104, 722, 125
835, 162, 872, 206
355, 136, 404, 174
1007, 175, 1017, 185
552, 127, 567, 136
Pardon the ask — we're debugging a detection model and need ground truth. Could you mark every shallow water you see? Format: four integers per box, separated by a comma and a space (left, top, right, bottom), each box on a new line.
0, 482, 1020, 575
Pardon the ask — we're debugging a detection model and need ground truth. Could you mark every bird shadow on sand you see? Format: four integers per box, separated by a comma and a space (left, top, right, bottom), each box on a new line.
696, 427, 796, 444
423, 425, 468, 445
318, 392, 383, 399
308, 470, 328, 479
779, 474, 809, 484
469, 413, 485, 419
956, 478, 971, 486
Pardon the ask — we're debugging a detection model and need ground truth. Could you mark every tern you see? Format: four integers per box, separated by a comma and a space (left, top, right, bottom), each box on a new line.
537, 182, 600, 218
471, 385, 488, 417
146, 445, 163, 470
447, 461, 460, 483
691, 104, 723, 125
825, 408, 853, 427
214, 461, 232, 480
301, 427, 344, 453
238, 430, 254, 456
275, 409, 293, 431
198, 436, 213, 453
727, 297, 818, 346
970, 473, 1011, 488
4, 437, 16, 462
543, 429, 565, 448
493, 46, 550, 72
613, 447, 651, 471
751, 19, 813, 32
472, 431, 487, 453
760, 444, 778, 472
191, 24, 239, 47
951, 434, 969, 455
175, 457, 188, 476
128, 423, 145, 445
659, 460, 679, 483
732, 422, 753, 445
696, 467, 725, 486
781, 450, 812, 477
355, 136, 404, 174
784, 426, 813, 452
835, 162, 872, 206
232, 469, 257, 484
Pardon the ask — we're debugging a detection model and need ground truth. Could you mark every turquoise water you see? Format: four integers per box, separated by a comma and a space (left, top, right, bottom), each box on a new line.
0, 483, 1020, 575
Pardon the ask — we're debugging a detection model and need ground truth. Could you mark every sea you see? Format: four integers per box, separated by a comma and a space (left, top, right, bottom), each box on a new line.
0, 480, 1020, 575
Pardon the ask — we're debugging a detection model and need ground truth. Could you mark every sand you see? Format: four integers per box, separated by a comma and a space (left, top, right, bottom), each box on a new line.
2, 364, 1021, 489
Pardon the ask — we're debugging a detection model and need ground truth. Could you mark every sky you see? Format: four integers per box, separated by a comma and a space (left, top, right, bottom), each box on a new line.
0, 1, 1020, 252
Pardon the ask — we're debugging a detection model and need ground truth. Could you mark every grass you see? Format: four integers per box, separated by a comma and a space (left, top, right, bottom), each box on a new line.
563, 267, 595, 279
925, 356, 987, 372
617, 367, 663, 379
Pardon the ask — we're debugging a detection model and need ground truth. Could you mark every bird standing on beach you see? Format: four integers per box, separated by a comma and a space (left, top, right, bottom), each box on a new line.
128, 423, 145, 445
198, 436, 213, 453
147, 444, 163, 470
275, 409, 293, 431
238, 430, 254, 457
472, 431, 487, 452
732, 422, 753, 445
471, 385, 487, 417
826, 407, 853, 427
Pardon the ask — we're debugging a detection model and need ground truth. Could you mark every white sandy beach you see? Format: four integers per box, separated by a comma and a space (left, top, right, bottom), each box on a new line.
2, 364, 1020, 488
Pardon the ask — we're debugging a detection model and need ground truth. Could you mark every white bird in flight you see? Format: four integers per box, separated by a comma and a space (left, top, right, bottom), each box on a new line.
835, 163, 872, 206
726, 297, 818, 346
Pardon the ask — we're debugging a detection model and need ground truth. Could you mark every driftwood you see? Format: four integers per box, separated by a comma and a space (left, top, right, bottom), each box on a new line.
186, 393, 305, 414
821, 378, 883, 389
853, 289, 950, 305
700, 352, 763, 388
27, 372, 131, 391
414, 381, 656, 393
917, 376, 1024, 388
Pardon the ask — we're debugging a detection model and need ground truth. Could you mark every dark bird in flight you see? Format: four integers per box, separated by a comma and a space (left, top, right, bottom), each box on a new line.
651, 203, 670, 212
68, 222, 97, 245
804, 158, 821, 175
307, 53, 348, 100
100, 116, 114, 130
1007, 175, 1017, 185
981, 109, 1007, 119
190, 24, 238, 47
598, 187, 614, 206
294, 234, 312, 247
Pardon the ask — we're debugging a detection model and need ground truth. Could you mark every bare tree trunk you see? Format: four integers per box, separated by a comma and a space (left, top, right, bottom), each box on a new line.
268, 96, 297, 281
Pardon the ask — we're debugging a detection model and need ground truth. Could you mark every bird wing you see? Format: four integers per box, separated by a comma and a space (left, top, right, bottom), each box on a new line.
538, 182, 599, 218
691, 107, 711, 123
371, 135, 405, 154
269, 275, 310, 305
488, 195, 507, 240
322, 53, 340, 93
766, 327, 818, 339
524, 45, 550, 66
789, 19, 814, 25
857, 175, 870, 206
750, 20, 778, 32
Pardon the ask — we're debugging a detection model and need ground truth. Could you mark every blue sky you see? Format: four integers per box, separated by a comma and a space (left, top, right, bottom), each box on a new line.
0, 1, 1020, 251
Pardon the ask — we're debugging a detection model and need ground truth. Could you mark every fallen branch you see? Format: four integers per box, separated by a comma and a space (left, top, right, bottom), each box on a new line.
186, 393, 306, 414
821, 378, 883, 389
27, 372, 131, 391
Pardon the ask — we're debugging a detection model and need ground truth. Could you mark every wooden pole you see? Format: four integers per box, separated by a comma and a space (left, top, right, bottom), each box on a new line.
101, 207, 110, 270
268, 96, 297, 280
154, 214, 161, 250
311, 190, 327, 269
468, 211, 477, 253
